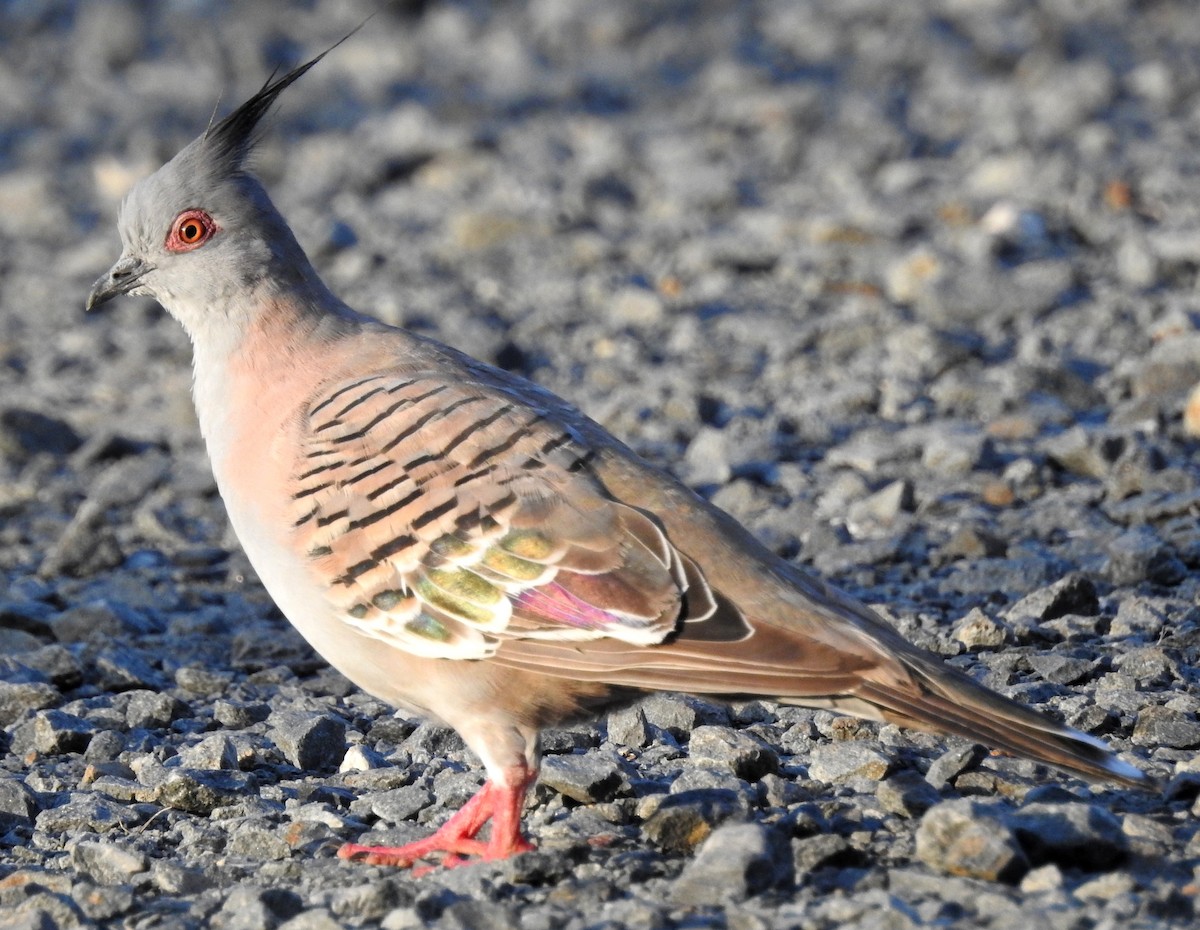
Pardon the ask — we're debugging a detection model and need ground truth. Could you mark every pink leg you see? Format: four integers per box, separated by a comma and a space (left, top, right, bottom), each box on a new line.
337, 766, 535, 869
480, 777, 535, 860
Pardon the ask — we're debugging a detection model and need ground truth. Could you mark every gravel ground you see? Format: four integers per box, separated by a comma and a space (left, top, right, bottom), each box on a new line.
1, 1, 1199, 927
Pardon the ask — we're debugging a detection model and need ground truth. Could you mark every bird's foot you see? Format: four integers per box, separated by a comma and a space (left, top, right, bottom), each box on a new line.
337, 836, 491, 869
337, 774, 534, 870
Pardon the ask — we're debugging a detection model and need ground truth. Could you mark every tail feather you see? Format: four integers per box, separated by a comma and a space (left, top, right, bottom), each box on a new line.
850, 652, 1152, 789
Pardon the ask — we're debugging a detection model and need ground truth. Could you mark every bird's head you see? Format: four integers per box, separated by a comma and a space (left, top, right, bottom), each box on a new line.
87, 44, 344, 340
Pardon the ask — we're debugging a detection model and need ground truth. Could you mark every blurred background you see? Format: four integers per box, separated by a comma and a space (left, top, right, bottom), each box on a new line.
1, 0, 1198, 593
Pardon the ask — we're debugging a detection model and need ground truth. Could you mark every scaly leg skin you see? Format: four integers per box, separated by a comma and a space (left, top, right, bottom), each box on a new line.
337, 768, 535, 870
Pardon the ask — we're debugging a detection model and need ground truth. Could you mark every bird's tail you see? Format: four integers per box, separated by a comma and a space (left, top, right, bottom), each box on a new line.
804, 647, 1152, 789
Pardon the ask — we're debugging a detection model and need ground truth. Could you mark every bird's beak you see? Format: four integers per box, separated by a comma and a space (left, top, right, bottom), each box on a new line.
86, 255, 153, 311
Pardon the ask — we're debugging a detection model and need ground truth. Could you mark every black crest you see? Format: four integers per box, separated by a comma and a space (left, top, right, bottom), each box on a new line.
202, 25, 363, 171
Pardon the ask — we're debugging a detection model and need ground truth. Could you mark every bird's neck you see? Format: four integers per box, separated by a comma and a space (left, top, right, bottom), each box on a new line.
187, 279, 362, 467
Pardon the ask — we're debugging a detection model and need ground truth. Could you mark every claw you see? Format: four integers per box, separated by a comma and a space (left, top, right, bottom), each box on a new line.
337, 769, 534, 870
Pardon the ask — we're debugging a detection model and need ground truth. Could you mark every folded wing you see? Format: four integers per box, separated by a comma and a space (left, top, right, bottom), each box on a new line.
287, 372, 736, 659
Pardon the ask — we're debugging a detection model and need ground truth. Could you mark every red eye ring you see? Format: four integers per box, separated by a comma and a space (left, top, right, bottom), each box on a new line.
166, 209, 218, 252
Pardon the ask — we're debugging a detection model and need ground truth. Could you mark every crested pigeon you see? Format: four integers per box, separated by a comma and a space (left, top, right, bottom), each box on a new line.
87, 46, 1151, 870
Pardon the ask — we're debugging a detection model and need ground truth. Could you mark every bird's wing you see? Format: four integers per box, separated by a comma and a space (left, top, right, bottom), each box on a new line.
286, 370, 735, 659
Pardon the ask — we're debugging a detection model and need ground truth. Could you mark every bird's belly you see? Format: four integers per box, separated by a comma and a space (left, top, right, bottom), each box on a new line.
192, 356, 426, 712
217, 475, 439, 719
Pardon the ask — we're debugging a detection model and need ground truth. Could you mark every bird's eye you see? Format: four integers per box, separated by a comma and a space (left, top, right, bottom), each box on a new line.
166, 209, 218, 252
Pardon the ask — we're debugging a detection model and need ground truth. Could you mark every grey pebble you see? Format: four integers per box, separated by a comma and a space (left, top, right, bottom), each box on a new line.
84, 729, 127, 763
74, 881, 137, 922
1132, 705, 1200, 749
435, 899, 522, 930
1110, 598, 1169, 638
93, 644, 167, 691
51, 600, 144, 643
606, 703, 650, 748
1105, 527, 1188, 586
1115, 646, 1177, 686
924, 743, 986, 790
430, 768, 483, 810
324, 877, 410, 925
175, 666, 235, 696
155, 769, 255, 815
807, 741, 891, 785
876, 770, 941, 818
639, 692, 728, 737
1120, 812, 1175, 859
213, 886, 304, 930
915, 799, 1029, 883
919, 426, 988, 477
232, 626, 317, 672
1019, 862, 1066, 894
229, 821, 294, 861
366, 784, 435, 823
539, 751, 624, 804
0, 892, 89, 930
125, 689, 186, 729
0, 679, 59, 726
952, 609, 1011, 650
32, 708, 94, 754
0, 407, 82, 460
401, 722, 465, 761
642, 788, 748, 854
792, 833, 860, 876
19, 643, 84, 689
278, 911, 346, 930
268, 711, 347, 771
670, 821, 791, 904
151, 860, 213, 895
35, 793, 144, 834
88, 772, 152, 805
1007, 802, 1128, 871
687, 725, 778, 780
40, 456, 168, 578
1042, 426, 1110, 480
70, 839, 149, 884
339, 743, 388, 772
669, 764, 750, 797
177, 733, 240, 770
683, 426, 732, 487
846, 478, 915, 531
1073, 870, 1138, 903
1005, 574, 1100, 624
214, 699, 272, 728
1027, 652, 1095, 686
759, 771, 805, 809
826, 431, 903, 474
0, 627, 48, 658
0, 778, 39, 827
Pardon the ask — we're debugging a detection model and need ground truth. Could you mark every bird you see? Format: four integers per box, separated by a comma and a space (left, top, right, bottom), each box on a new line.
87, 44, 1151, 870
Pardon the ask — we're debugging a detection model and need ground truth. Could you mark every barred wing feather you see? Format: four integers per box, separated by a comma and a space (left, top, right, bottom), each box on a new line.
286, 373, 719, 659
